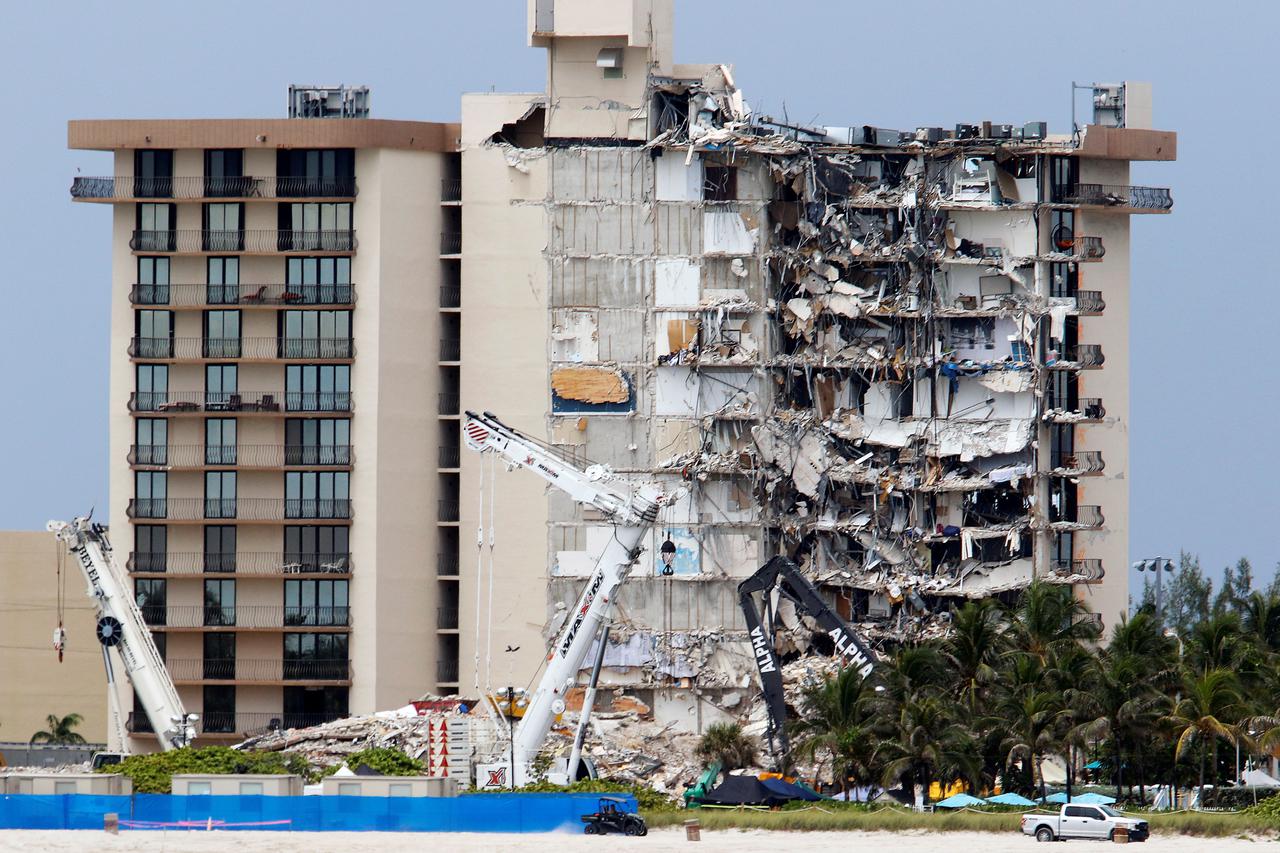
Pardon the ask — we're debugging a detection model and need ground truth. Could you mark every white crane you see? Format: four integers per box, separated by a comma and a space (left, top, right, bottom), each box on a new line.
48, 516, 196, 752
462, 411, 673, 787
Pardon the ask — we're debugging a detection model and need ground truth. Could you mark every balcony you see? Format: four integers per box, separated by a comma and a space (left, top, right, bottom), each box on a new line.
1061, 183, 1172, 211
128, 391, 351, 414
441, 177, 462, 202
1044, 397, 1105, 422
129, 230, 357, 254
439, 339, 461, 362
1051, 558, 1106, 582
437, 607, 459, 630
438, 445, 460, 468
72, 175, 358, 201
142, 605, 351, 629
1073, 290, 1105, 314
1049, 344, 1105, 368
126, 498, 352, 521
438, 392, 460, 416
167, 658, 351, 682
127, 551, 352, 575
126, 711, 347, 737
436, 659, 459, 684
1050, 504, 1105, 529
131, 283, 355, 307
1049, 450, 1105, 475
440, 285, 461, 309
128, 337, 354, 361
128, 444, 353, 468
440, 231, 462, 255
437, 553, 459, 577
1050, 235, 1106, 260
438, 499, 459, 522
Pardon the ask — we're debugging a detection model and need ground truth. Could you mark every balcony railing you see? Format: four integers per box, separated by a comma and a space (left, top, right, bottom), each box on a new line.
439, 339, 461, 361
127, 498, 352, 521
437, 659, 459, 684
128, 337, 354, 360
440, 231, 462, 255
1050, 505, 1105, 528
438, 445, 460, 468
128, 444, 353, 468
127, 551, 352, 574
437, 553, 459, 577
1049, 450, 1105, 474
126, 711, 347, 736
72, 175, 358, 201
1045, 397, 1105, 420
440, 285, 461, 308
131, 283, 356, 307
1050, 344, 1105, 368
1074, 290, 1105, 314
129, 230, 357, 253
1050, 235, 1105, 260
438, 392, 460, 416
437, 607, 459, 630
142, 605, 351, 628
167, 658, 350, 681
1062, 183, 1172, 211
128, 391, 351, 414
441, 177, 462, 202
1051, 558, 1106, 581
438, 499, 459, 522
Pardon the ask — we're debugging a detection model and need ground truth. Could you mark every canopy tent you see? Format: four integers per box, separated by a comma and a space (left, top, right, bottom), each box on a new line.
1243, 769, 1280, 788
985, 792, 1037, 806
1042, 791, 1115, 805
760, 778, 823, 802
935, 793, 985, 809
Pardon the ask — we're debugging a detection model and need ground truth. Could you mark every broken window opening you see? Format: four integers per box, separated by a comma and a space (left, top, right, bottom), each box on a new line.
1049, 262, 1079, 298
703, 165, 738, 202
488, 106, 546, 149
652, 90, 690, 138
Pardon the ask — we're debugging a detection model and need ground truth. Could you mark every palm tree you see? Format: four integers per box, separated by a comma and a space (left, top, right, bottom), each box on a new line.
695, 722, 757, 783
876, 692, 979, 810
29, 713, 87, 746
791, 666, 876, 798
1006, 580, 1099, 663
1073, 647, 1169, 802
944, 599, 1007, 713
1242, 592, 1280, 652
998, 683, 1066, 799
1162, 668, 1245, 804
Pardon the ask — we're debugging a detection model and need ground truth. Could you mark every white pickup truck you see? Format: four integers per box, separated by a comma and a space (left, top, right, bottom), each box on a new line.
1021, 804, 1149, 842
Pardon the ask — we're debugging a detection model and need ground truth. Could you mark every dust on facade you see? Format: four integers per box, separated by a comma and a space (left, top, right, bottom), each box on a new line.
65, 0, 1173, 752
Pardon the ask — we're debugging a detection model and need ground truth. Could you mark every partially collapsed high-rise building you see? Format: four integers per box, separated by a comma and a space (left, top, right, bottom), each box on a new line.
70, 0, 1174, 749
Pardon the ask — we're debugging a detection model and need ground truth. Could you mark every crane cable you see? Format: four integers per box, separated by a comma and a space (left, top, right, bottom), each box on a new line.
54, 541, 66, 663
473, 452, 506, 749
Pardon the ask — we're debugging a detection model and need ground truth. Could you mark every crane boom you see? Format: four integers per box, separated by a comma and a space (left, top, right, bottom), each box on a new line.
738, 556, 876, 767
463, 411, 670, 786
48, 516, 194, 751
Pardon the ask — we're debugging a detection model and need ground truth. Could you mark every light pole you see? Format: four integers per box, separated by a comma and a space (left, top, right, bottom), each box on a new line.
1164, 626, 1184, 809
1133, 557, 1175, 622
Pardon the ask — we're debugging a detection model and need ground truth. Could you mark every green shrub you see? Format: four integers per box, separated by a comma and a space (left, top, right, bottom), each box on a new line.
316, 747, 425, 779
99, 746, 310, 793
469, 777, 677, 812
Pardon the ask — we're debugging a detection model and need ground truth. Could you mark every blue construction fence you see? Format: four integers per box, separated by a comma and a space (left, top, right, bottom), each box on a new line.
0, 792, 636, 832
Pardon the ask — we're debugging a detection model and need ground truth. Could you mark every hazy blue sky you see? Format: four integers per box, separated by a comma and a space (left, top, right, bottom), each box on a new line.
0, 2, 1269, 594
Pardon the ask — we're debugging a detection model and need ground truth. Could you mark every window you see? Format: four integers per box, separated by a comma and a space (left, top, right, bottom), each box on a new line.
54, 781, 78, 795
205, 419, 237, 465
1051, 210, 1076, 252
337, 783, 360, 797
281, 311, 352, 358
207, 257, 241, 305
703, 165, 738, 201
1049, 262, 1078, 298
135, 364, 169, 411
1049, 156, 1079, 204
279, 202, 352, 250
949, 318, 995, 350
286, 257, 352, 304
205, 471, 236, 519
135, 578, 166, 625
285, 471, 350, 518
286, 365, 350, 411
284, 526, 349, 572
134, 471, 167, 518
204, 149, 245, 198
203, 632, 235, 679
135, 203, 176, 251
276, 149, 355, 196
203, 310, 241, 358
135, 309, 173, 359
239, 782, 264, 796
134, 525, 167, 572
134, 418, 168, 465
285, 579, 349, 626
286, 419, 351, 465
136, 257, 170, 305
203, 203, 244, 251
284, 685, 348, 727
187, 781, 213, 795
284, 632, 348, 679
202, 685, 236, 733
204, 525, 236, 572
204, 578, 236, 626
133, 150, 173, 198
205, 364, 238, 409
